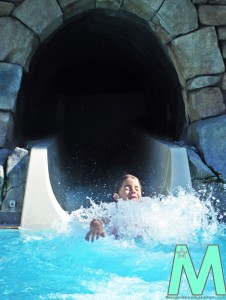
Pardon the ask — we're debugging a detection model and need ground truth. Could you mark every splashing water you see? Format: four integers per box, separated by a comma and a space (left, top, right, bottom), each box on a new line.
72, 190, 219, 246
0, 190, 225, 299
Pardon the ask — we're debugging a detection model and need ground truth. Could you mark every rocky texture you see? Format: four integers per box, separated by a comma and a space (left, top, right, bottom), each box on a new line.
4, 0, 24, 3
186, 115, 226, 182
222, 41, 226, 59
153, 0, 198, 38
58, 0, 95, 19
168, 27, 225, 86
0, 212, 21, 225
218, 27, 226, 40
187, 87, 226, 122
186, 75, 221, 90
122, 0, 164, 20
187, 148, 217, 180
0, 17, 39, 70
193, 0, 207, 3
0, 112, 13, 148
12, 0, 63, 41
222, 73, 226, 90
208, 0, 226, 4
0, 1, 15, 16
149, 21, 172, 44
1, 147, 29, 212
96, 0, 122, 9
0, 63, 23, 112
0, 149, 11, 206
199, 5, 226, 26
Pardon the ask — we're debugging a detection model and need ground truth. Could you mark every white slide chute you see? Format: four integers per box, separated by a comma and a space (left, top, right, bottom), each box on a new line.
20, 134, 191, 229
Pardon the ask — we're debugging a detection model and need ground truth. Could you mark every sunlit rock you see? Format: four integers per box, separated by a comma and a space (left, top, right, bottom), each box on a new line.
187, 87, 226, 122
168, 27, 225, 86
12, 0, 63, 41
0, 17, 39, 70
199, 5, 226, 26
186, 115, 226, 182
153, 0, 198, 38
186, 148, 217, 181
122, 0, 164, 20
186, 75, 221, 90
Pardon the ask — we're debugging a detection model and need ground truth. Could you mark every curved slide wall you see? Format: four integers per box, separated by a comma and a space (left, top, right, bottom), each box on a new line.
20, 134, 191, 229
20, 138, 70, 229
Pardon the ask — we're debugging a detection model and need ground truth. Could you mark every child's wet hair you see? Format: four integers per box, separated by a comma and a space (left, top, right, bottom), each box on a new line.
114, 174, 142, 193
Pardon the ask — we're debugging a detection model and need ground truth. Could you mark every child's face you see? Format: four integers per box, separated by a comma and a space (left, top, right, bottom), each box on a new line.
118, 177, 142, 200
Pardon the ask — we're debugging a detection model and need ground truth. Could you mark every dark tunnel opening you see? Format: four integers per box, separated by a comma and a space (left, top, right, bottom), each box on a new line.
16, 9, 185, 209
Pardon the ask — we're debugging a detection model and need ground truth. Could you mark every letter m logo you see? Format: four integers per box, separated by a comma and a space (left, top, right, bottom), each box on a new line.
168, 245, 226, 296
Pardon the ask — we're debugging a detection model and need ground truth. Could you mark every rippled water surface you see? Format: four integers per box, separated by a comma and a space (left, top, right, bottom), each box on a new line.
1, 191, 226, 299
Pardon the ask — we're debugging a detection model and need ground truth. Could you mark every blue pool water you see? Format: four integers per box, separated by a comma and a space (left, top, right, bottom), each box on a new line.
1, 190, 226, 299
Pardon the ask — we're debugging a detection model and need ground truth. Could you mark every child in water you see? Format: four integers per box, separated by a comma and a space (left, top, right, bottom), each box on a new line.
85, 174, 142, 242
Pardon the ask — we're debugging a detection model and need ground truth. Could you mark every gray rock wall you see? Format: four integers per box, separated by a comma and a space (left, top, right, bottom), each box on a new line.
186, 115, 226, 182
0, 0, 226, 214
1, 147, 29, 212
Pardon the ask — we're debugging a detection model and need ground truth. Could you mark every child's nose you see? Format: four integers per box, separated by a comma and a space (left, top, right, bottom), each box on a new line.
131, 187, 136, 193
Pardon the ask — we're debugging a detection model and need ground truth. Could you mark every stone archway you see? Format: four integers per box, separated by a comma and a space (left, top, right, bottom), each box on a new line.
17, 8, 184, 140
1, 0, 226, 214
0, 0, 225, 147
14, 8, 187, 207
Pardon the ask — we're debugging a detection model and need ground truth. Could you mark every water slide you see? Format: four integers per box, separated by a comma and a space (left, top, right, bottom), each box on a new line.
20, 133, 192, 229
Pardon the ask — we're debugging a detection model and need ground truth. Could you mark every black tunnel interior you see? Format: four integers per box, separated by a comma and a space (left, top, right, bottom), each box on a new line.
16, 9, 185, 209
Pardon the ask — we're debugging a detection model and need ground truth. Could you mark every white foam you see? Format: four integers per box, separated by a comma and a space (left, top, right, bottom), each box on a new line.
70, 190, 219, 246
